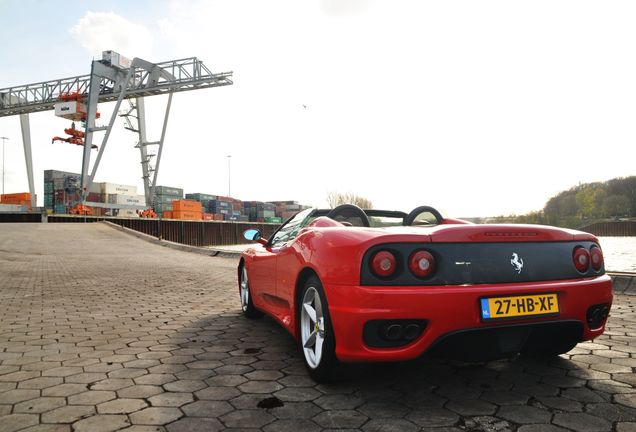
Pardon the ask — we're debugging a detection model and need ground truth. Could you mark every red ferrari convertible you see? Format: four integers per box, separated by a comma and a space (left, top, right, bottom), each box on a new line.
238, 205, 612, 381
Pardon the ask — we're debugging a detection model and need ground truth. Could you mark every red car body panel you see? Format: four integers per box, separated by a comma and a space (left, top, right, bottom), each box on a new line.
240, 215, 613, 363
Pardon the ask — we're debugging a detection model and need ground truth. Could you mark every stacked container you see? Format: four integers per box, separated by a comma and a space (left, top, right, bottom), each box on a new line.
154, 185, 183, 217
44, 170, 82, 214
172, 200, 202, 220
0, 193, 32, 212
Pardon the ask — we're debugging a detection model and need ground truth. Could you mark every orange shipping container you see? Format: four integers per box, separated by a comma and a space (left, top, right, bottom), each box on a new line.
172, 199, 202, 212
1, 192, 30, 202
172, 210, 202, 220
162, 211, 173, 219
202, 213, 214, 221
213, 214, 224, 221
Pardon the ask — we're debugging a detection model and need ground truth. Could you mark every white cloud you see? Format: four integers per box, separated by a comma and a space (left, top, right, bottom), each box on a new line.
70, 11, 153, 59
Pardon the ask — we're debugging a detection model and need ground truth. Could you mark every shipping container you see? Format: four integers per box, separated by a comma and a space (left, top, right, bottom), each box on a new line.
172, 200, 203, 212
202, 213, 214, 221
1, 192, 30, 202
154, 186, 183, 197
186, 193, 217, 202
106, 194, 145, 205
117, 208, 140, 218
54, 204, 66, 214
0, 204, 28, 212
44, 182, 54, 193
172, 210, 202, 220
264, 216, 283, 223
162, 210, 173, 219
101, 182, 137, 195
44, 170, 80, 181
102, 50, 132, 69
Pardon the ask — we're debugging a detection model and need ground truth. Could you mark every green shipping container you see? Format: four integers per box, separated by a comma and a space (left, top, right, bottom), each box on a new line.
54, 204, 66, 214
264, 217, 283, 223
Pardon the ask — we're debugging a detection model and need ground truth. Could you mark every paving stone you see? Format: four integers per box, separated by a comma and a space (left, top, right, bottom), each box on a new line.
497, 405, 552, 424
536, 396, 583, 412
162, 380, 206, 393
406, 407, 459, 427
314, 394, 365, 410
68, 391, 116, 405
19, 425, 71, 432
273, 387, 321, 402
17, 377, 63, 390
97, 398, 148, 414
72, 414, 131, 432
148, 392, 193, 407
13, 397, 66, 414
0, 414, 39, 432
182, 400, 233, 417
129, 407, 183, 425
133, 374, 176, 386
237, 380, 284, 394
561, 387, 606, 403
586, 403, 636, 422
64, 373, 107, 384
195, 386, 241, 400
220, 409, 276, 428
267, 401, 322, 419
90, 379, 134, 391
446, 399, 497, 416
617, 394, 636, 409
312, 410, 369, 429
0, 389, 40, 404
362, 418, 421, 432
616, 423, 636, 432
263, 418, 320, 432
41, 405, 95, 423
166, 418, 224, 432
517, 425, 570, 432
117, 385, 163, 399
553, 412, 612, 431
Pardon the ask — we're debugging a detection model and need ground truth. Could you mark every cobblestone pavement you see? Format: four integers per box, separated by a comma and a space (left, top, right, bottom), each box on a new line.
0, 223, 635, 432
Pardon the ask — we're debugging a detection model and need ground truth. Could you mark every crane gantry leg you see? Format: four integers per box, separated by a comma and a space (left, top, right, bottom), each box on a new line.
19, 114, 35, 209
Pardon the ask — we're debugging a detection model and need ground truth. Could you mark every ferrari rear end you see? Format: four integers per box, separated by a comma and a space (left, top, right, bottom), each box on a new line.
324, 225, 613, 363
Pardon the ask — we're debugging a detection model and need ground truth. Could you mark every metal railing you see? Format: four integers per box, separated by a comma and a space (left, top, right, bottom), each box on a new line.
46, 215, 279, 247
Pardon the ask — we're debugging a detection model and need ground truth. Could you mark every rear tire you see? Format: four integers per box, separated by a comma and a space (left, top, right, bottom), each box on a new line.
240, 265, 263, 319
299, 276, 339, 382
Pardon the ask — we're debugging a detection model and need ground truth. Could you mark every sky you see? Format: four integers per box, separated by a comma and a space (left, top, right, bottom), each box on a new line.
0, 0, 635, 217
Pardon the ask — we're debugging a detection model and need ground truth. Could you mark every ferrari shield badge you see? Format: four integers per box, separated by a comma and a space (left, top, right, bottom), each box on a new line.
510, 253, 524, 274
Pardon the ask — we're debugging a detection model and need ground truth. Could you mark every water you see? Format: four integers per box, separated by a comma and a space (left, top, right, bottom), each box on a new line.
598, 237, 636, 273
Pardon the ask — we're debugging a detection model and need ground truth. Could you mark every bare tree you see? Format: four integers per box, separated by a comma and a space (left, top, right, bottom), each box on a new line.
327, 191, 373, 209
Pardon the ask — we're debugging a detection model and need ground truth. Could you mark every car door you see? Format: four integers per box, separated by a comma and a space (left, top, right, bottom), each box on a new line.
249, 209, 313, 308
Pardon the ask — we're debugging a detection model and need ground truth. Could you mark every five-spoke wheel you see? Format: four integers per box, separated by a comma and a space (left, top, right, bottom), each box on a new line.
299, 276, 338, 381
239, 265, 263, 319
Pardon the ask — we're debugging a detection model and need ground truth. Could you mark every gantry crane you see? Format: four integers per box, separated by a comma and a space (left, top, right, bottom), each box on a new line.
0, 51, 233, 209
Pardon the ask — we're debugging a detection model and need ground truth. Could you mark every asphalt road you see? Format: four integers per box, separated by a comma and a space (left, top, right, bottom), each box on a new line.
0, 222, 635, 432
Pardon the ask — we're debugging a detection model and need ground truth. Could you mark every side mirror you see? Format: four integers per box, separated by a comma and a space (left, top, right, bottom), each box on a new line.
243, 229, 267, 245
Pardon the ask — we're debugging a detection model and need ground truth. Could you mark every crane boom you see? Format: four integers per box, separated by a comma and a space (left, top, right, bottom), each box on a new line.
0, 53, 233, 210
0, 57, 232, 117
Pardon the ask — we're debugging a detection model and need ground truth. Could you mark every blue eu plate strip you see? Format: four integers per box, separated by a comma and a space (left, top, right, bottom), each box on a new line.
481, 298, 491, 318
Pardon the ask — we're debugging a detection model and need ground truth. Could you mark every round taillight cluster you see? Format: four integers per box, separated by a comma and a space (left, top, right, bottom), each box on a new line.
370, 249, 436, 279
371, 251, 397, 277
409, 250, 435, 278
573, 245, 604, 273
590, 246, 604, 271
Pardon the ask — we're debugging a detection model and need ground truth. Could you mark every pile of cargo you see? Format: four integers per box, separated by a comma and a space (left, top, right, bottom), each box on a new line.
243, 201, 281, 223
0, 193, 32, 212
43, 170, 145, 216
164, 200, 203, 220
153, 186, 183, 217
268, 201, 308, 221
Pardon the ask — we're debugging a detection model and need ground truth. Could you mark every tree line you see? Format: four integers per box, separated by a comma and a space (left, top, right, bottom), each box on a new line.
493, 176, 636, 228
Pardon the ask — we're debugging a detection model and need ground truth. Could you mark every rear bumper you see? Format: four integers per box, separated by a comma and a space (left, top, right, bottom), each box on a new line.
325, 275, 613, 363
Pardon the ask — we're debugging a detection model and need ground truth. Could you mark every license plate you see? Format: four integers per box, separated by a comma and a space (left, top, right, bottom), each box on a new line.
480, 293, 559, 320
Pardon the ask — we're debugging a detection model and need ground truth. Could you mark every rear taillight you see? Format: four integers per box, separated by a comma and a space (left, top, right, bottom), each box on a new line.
573, 247, 590, 273
590, 246, 604, 271
371, 251, 397, 278
408, 250, 435, 278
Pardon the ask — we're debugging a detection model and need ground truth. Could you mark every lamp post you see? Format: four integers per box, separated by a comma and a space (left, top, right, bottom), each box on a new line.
0, 136, 8, 195
227, 155, 232, 197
